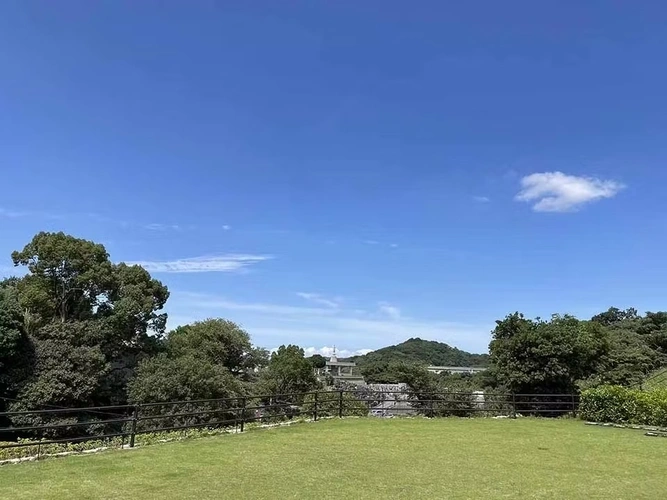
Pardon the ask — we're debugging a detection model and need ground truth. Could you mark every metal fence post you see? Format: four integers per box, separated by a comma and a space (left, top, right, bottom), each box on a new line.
234, 397, 239, 432
129, 405, 139, 448
511, 394, 517, 419
338, 389, 344, 418
313, 391, 319, 421
240, 397, 246, 433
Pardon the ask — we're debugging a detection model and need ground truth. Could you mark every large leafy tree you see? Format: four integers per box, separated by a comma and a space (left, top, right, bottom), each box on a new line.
99, 263, 170, 353
7, 321, 112, 436
637, 311, 667, 356
127, 354, 243, 404
95, 263, 170, 403
588, 326, 659, 387
589, 307, 664, 386
7, 232, 170, 410
167, 319, 268, 379
591, 307, 639, 326
127, 353, 246, 431
587, 307, 663, 386
308, 354, 327, 370
11, 322, 109, 412
128, 319, 267, 405
11, 232, 169, 337
488, 313, 609, 394
0, 280, 32, 416
260, 345, 319, 399
0, 280, 26, 378
11, 232, 115, 323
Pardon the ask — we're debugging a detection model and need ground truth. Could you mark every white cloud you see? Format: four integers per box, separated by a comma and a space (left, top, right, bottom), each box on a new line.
364, 240, 379, 245
175, 292, 337, 316
0, 207, 63, 219
144, 223, 182, 231
0, 207, 29, 218
296, 292, 341, 309
473, 196, 490, 203
166, 292, 490, 353
127, 254, 272, 273
390, 243, 399, 248
515, 171, 624, 212
378, 302, 401, 320
222, 225, 231, 231
301, 346, 374, 358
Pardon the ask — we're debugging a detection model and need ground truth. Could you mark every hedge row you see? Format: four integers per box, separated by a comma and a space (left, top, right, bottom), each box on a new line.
579, 385, 667, 427
0, 417, 323, 462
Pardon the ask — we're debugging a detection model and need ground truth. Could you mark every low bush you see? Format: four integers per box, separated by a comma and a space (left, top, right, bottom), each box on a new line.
0, 426, 244, 462
579, 385, 667, 426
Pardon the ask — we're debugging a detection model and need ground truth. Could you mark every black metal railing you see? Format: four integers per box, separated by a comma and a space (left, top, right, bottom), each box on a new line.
0, 390, 579, 459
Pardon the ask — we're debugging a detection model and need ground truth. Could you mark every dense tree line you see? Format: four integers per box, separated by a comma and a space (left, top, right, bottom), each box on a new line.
363, 309, 666, 397
489, 309, 665, 393
0, 232, 321, 433
2, 232, 666, 431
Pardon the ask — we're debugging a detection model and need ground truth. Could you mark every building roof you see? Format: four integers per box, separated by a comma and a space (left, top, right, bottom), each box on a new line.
326, 361, 356, 367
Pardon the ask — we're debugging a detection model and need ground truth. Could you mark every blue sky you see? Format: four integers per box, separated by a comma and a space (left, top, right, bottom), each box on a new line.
2, 1, 666, 356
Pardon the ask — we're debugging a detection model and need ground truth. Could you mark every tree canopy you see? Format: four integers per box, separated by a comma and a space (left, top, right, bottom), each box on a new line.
1, 232, 172, 421
488, 313, 609, 394
259, 345, 319, 399
167, 319, 268, 379
2, 231, 667, 425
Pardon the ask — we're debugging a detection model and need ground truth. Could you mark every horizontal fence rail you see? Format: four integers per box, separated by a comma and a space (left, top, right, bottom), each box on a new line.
0, 390, 580, 458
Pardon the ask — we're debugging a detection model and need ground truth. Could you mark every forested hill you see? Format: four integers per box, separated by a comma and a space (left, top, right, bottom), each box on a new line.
349, 338, 490, 367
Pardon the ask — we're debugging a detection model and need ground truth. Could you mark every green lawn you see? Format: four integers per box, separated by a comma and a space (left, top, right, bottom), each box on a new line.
1, 418, 666, 499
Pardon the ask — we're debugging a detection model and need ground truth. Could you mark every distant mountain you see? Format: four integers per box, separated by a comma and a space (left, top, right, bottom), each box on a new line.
349, 338, 489, 367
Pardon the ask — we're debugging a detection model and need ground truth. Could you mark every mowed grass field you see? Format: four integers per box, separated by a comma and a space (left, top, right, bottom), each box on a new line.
1, 418, 666, 499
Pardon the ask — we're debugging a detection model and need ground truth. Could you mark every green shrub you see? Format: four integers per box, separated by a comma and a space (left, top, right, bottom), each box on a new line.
0, 436, 127, 461
0, 426, 241, 462
579, 385, 667, 426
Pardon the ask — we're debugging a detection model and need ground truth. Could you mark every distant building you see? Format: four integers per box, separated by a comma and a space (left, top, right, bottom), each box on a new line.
320, 348, 364, 384
426, 366, 487, 375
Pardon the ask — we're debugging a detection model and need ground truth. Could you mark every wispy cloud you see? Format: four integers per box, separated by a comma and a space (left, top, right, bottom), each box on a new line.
127, 254, 273, 273
365, 239, 399, 249
144, 223, 182, 231
167, 292, 490, 353
0, 207, 63, 219
296, 292, 341, 309
177, 293, 337, 316
473, 196, 491, 203
0, 207, 195, 230
222, 225, 231, 231
0, 208, 29, 218
515, 171, 625, 212
378, 302, 401, 320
